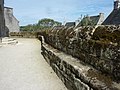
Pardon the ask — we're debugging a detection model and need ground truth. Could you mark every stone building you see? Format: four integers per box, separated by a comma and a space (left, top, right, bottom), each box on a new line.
0, 0, 6, 37
4, 7, 19, 33
76, 13, 104, 27
103, 0, 120, 25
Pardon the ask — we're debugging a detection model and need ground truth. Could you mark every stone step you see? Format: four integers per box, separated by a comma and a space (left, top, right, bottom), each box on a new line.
0, 37, 18, 46
2, 37, 16, 42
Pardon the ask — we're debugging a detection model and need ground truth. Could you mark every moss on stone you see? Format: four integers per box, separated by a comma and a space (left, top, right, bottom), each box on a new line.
87, 69, 113, 87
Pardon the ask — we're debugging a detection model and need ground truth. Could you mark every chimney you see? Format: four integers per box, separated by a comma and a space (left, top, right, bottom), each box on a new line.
97, 13, 104, 25
114, 0, 120, 10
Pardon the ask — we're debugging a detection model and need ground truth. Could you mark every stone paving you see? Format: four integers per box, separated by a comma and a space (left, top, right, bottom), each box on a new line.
0, 38, 67, 90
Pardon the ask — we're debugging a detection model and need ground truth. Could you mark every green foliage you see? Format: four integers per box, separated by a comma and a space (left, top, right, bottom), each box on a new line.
20, 18, 62, 31
20, 24, 38, 31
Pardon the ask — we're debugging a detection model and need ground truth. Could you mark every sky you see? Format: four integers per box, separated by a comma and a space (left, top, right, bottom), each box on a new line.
5, 0, 113, 26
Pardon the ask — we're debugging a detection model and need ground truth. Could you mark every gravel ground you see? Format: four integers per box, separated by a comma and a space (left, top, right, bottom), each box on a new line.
0, 38, 67, 90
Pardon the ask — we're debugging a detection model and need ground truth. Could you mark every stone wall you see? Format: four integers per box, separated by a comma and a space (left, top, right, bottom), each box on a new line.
39, 25, 120, 90
41, 42, 120, 90
10, 32, 38, 38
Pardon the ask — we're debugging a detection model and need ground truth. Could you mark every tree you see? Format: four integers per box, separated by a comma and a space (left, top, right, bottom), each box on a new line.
20, 18, 62, 31
37, 18, 62, 28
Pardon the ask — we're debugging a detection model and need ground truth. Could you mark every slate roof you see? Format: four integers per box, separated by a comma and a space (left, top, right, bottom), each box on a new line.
89, 16, 100, 24
103, 9, 120, 25
65, 22, 75, 27
77, 16, 99, 27
76, 13, 104, 27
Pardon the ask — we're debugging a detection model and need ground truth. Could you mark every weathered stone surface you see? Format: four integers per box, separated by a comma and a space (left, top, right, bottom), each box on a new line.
39, 25, 120, 81
41, 42, 120, 90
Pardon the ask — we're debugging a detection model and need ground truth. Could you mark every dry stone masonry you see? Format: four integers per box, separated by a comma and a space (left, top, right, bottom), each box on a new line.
10, 32, 38, 38
39, 25, 120, 90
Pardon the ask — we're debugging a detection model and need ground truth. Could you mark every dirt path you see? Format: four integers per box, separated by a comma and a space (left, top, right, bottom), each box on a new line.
0, 38, 67, 90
